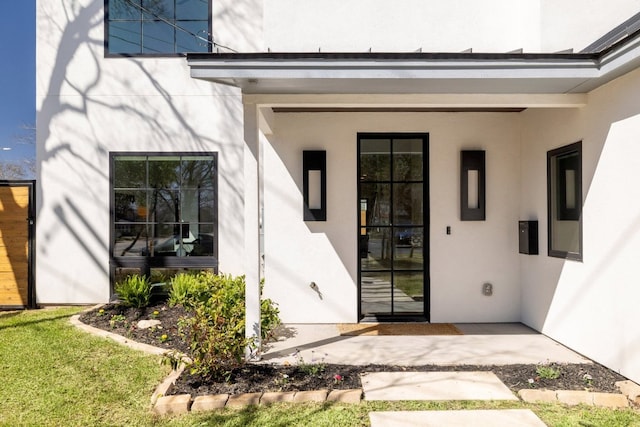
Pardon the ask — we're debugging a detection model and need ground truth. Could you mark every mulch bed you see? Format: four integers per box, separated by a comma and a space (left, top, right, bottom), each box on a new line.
80, 301, 629, 397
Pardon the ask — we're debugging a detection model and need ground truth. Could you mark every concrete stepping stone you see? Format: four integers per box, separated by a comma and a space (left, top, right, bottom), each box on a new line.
370, 409, 546, 427
361, 372, 518, 401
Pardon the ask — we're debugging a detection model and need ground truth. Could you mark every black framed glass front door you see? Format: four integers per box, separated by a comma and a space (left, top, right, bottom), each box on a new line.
358, 133, 429, 321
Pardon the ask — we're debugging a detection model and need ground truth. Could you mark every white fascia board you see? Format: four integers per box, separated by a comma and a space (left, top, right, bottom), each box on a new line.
189, 58, 598, 81
243, 93, 587, 109
572, 33, 640, 92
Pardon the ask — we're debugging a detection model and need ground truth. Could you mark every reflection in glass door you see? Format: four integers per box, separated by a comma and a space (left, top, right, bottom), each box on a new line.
358, 134, 429, 321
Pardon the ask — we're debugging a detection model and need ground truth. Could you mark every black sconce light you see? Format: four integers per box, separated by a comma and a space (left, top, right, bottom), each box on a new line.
461, 150, 485, 221
303, 150, 326, 221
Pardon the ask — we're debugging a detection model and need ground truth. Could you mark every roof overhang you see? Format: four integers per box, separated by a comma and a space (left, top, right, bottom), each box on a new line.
186, 27, 640, 109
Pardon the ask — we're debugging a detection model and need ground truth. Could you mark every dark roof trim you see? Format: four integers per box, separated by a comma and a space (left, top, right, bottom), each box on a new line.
188, 51, 598, 62
272, 107, 526, 113
582, 12, 640, 53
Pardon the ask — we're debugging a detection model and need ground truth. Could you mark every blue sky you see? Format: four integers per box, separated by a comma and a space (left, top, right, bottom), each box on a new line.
0, 2, 35, 162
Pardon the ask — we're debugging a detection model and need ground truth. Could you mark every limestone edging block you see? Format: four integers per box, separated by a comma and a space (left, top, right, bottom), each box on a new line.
227, 392, 262, 407
518, 389, 557, 403
616, 380, 640, 400
260, 391, 295, 404
557, 390, 592, 406
592, 392, 629, 408
153, 394, 191, 415
151, 366, 185, 405
293, 389, 329, 402
191, 394, 229, 412
327, 389, 363, 403
518, 389, 630, 408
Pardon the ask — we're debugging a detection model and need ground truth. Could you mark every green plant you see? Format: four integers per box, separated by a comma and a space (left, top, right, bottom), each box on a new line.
294, 350, 326, 376
274, 372, 290, 389
115, 274, 151, 308
168, 272, 210, 309
181, 273, 250, 380
109, 314, 127, 329
149, 270, 167, 284
161, 350, 184, 371
178, 273, 281, 381
260, 280, 281, 341
536, 364, 561, 380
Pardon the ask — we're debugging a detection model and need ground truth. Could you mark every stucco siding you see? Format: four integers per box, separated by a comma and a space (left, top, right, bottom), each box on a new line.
263, 112, 521, 323
520, 67, 640, 385
264, 0, 541, 53
36, 0, 249, 304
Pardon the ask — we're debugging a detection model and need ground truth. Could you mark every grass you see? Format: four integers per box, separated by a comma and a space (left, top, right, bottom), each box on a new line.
0, 307, 169, 427
1, 308, 639, 426
161, 401, 640, 427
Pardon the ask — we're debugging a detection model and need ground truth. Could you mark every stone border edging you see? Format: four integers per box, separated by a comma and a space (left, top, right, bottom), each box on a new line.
518, 385, 639, 408
154, 389, 364, 415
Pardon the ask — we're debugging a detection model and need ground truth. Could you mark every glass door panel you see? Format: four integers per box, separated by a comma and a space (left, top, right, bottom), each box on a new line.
360, 271, 392, 316
360, 227, 392, 271
358, 134, 428, 320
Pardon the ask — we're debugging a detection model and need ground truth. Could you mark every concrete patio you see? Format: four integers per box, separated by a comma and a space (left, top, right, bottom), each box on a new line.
260, 323, 591, 366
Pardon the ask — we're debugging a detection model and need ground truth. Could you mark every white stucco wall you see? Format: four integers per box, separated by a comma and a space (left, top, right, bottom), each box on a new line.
520, 67, 640, 384
264, 0, 541, 53
35, 0, 259, 303
263, 0, 640, 54
262, 112, 521, 323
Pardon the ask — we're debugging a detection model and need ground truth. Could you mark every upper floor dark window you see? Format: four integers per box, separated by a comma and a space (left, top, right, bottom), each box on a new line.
106, 0, 211, 55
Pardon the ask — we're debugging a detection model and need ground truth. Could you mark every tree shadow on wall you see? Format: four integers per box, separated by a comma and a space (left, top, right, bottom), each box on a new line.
37, 1, 247, 295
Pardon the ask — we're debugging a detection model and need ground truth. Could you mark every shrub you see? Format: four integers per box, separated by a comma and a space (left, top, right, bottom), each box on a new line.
260, 285, 280, 341
115, 274, 151, 308
179, 273, 281, 381
168, 272, 210, 309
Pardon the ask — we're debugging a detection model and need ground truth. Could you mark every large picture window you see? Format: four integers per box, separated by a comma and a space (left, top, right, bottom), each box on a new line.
547, 142, 582, 261
106, 0, 211, 55
111, 153, 217, 277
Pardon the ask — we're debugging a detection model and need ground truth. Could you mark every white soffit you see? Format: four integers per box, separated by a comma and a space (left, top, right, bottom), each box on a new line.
187, 30, 640, 106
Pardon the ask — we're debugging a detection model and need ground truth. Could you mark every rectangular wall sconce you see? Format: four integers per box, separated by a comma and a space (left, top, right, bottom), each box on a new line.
460, 150, 486, 221
303, 150, 326, 221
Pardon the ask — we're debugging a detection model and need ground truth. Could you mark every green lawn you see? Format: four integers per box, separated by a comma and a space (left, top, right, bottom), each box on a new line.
1, 308, 639, 427
0, 307, 168, 427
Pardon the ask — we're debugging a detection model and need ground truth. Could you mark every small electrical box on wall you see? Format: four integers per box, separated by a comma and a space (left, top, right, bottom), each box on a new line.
519, 220, 538, 255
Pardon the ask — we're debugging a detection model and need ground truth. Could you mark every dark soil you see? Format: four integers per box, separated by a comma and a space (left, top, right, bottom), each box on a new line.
80, 302, 628, 397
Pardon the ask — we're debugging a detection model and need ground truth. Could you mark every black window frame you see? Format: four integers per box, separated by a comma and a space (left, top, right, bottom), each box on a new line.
547, 141, 583, 261
109, 152, 218, 287
104, 0, 213, 57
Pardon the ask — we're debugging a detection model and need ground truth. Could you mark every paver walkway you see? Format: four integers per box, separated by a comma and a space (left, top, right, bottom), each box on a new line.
363, 371, 543, 426
370, 409, 547, 427
361, 371, 518, 401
